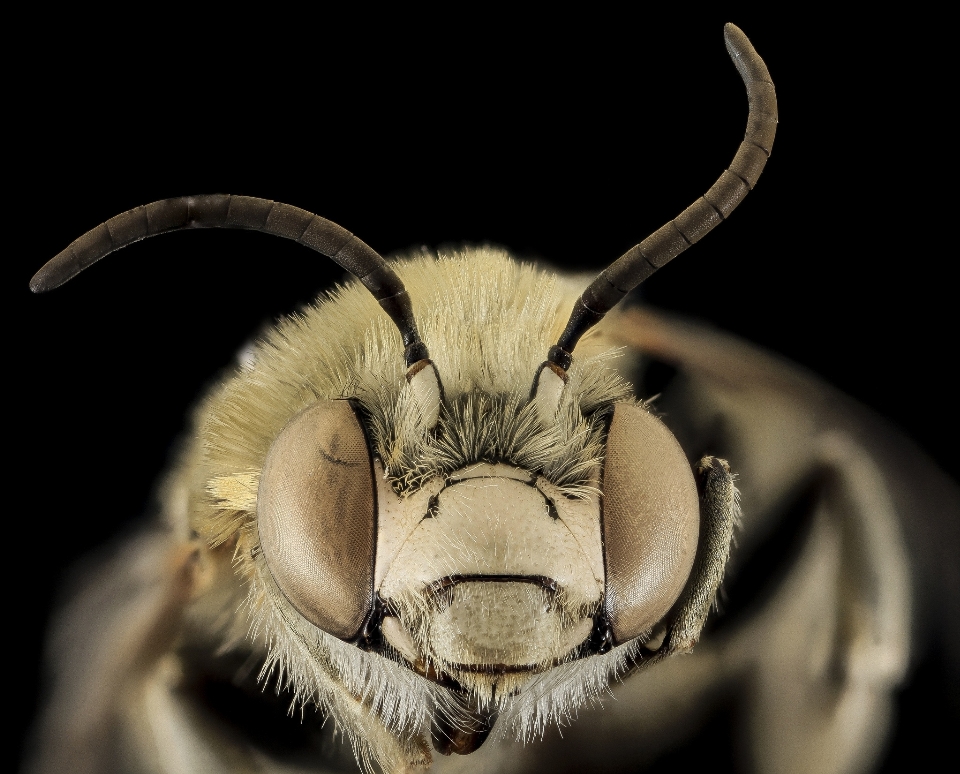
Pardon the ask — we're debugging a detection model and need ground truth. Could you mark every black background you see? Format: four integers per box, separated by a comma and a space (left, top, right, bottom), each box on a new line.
12, 10, 954, 771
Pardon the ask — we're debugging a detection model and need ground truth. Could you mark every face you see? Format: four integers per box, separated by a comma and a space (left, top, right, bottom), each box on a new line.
252, 370, 702, 701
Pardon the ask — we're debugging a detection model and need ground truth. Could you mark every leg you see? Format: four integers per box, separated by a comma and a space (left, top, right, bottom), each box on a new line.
667, 456, 739, 654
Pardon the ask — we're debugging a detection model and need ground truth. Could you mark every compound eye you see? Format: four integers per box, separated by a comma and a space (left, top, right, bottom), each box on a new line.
257, 400, 375, 640
602, 403, 700, 644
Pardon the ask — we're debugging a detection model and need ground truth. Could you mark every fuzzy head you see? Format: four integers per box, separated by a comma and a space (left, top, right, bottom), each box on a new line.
194, 248, 700, 745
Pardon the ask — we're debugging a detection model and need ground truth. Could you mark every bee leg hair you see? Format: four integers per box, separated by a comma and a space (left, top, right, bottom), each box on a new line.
320, 668, 433, 774
667, 456, 739, 654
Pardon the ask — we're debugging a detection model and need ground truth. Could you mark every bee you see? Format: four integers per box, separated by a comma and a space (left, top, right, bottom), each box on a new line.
20, 19, 958, 774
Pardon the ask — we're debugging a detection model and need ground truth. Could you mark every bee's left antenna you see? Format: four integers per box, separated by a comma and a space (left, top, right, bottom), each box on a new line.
546, 23, 778, 372
30, 195, 430, 367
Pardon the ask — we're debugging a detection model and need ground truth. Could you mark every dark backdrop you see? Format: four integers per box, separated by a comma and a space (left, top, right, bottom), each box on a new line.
12, 11, 954, 771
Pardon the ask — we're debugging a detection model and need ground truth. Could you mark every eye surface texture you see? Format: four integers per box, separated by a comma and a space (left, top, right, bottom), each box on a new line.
602, 403, 700, 643
257, 399, 376, 640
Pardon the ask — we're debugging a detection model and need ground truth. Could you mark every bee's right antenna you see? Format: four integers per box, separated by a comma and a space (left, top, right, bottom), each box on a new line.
32, 194, 447, 427
30, 196, 432, 369
545, 23, 778, 373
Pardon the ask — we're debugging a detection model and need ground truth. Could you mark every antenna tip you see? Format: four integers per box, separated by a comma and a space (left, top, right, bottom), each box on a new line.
29, 271, 49, 293
30, 257, 74, 293
723, 22, 745, 39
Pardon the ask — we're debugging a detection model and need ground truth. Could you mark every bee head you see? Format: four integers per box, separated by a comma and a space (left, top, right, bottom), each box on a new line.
246, 254, 700, 705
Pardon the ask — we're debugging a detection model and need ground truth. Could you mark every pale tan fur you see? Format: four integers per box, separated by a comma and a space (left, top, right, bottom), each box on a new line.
178, 248, 642, 772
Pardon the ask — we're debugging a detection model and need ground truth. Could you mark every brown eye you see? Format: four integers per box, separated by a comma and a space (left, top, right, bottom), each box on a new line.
602, 403, 700, 644
257, 400, 375, 640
